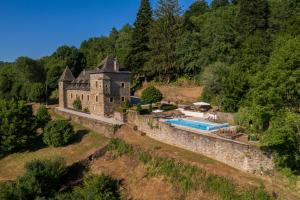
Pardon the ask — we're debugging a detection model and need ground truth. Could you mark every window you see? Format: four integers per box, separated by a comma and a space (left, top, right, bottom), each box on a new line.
96, 95, 98, 102
121, 82, 125, 88
81, 94, 84, 100
87, 95, 90, 101
71, 93, 73, 99
121, 97, 125, 102
109, 97, 114, 103
95, 81, 98, 87
105, 84, 108, 88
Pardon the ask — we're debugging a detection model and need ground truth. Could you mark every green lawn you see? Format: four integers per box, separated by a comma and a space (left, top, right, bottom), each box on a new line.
0, 110, 109, 181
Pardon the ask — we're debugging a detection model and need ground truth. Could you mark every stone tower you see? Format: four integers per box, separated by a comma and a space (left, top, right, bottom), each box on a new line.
59, 66, 75, 108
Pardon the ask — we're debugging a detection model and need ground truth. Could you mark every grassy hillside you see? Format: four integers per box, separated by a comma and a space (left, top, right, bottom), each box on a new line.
0, 109, 109, 181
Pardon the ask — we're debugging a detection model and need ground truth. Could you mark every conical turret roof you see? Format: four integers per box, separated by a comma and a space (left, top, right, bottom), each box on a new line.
59, 66, 75, 82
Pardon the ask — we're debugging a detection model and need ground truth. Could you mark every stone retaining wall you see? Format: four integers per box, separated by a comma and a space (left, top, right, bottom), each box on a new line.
55, 108, 118, 138
127, 111, 274, 173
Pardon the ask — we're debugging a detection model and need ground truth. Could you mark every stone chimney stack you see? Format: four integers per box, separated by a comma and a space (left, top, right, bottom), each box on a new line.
114, 57, 119, 72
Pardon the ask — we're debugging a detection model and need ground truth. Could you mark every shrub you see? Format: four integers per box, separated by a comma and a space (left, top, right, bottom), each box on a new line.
36, 105, 51, 128
160, 104, 177, 111
72, 98, 82, 110
0, 99, 37, 155
141, 86, 163, 104
43, 120, 74, 147
15, 157, 66, 199
73, 175, 121, 200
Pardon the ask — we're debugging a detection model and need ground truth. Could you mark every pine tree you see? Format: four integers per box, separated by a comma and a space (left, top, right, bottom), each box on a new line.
211, 0, 229, 10
126, 0, 152, 76
146, 0, 183, 82
237, 0, 269, 35
184, 0, 209, 30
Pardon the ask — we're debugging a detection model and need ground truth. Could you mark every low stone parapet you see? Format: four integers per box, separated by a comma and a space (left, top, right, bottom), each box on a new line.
55, 107, 121, 138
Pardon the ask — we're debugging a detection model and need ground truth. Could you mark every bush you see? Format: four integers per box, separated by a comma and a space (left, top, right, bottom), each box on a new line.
72, 98, 82, 110
36, 105, 51, 128
15, 157, 66, 199
72, 175, 120, 200
43, 120, 74, 147
0, 99, 37, 155
262, 112, 300, 174
160, 104, 177, 111
141, 86, 163, 104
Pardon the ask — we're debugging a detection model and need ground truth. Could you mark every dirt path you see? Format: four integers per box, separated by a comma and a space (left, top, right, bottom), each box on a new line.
115, 125, 300, 200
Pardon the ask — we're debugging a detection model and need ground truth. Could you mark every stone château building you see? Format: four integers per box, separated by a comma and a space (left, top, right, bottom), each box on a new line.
59, 56, 131, 116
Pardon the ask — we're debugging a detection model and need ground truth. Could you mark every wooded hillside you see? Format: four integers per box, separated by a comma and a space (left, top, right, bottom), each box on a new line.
0, 0, 299, 175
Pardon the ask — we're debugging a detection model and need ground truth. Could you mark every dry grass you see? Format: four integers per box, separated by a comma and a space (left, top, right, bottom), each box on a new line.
0, 110, 109, 182
135, 82, 203, 104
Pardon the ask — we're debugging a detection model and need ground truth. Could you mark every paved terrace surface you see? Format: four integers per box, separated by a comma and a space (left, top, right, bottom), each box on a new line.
57, 108, 124, 125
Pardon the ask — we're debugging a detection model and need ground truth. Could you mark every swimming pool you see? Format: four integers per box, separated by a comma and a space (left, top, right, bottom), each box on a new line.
164, 119, 229, 131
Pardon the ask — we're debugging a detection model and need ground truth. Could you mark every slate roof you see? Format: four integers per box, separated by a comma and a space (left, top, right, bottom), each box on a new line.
59, 66, 75, 82
64, 56, 130, 91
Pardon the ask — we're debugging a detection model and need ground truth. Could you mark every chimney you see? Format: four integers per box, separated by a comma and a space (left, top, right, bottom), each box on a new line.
114, 57, 119, 72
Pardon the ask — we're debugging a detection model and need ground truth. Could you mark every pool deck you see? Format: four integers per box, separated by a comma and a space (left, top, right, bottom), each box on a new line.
159, 117, 252, 145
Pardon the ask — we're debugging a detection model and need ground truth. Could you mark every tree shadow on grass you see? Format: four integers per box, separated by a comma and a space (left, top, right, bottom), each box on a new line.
69, 129, 89, 145
28, 134, 48, 152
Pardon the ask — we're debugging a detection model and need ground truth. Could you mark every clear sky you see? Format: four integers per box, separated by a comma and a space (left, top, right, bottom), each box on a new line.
0, 0, 210, 62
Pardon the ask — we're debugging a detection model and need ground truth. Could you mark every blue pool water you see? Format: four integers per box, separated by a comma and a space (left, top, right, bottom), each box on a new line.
164, 119, 229, 131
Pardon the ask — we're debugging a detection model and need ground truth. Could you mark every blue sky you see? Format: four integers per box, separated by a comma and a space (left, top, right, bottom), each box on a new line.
0, 0, 210, 62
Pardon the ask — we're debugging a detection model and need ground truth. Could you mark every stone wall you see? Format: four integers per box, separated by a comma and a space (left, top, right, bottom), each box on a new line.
55, 108, 118, 138
127, 111, 274, 173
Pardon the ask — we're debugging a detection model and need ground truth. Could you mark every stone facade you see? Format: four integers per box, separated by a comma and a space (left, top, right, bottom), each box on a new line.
127, 111, 274, 173
59, 57, 131, 116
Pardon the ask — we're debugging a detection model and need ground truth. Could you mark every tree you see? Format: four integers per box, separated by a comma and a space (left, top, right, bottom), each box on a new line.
211, 0, 229, 10
72, 98, 82, 110
15, 158, 66, 199
126, 0, 152, 75
115, 25, 133, 66
52, 45, 86, 77
183, 0, 208, 29
262, 112, 300, 173
43, 120, 74, 147
141, 86, 163, 104
36, 105, 51, 129
15, 57, 45, 83
146, 0, 183, 82
237, 0, 269, 35
0, 100, 37, 155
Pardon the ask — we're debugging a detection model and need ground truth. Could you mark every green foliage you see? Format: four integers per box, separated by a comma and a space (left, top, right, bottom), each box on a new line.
0, 99, 37, 155
126, 0, 152, 75
72, 98, 82, 110
146, 0, 183, 82
262, 112, 300, 173
36, 105, 51, 129
51, 45, 86, 77
0, 158, 66, 200
43, 120, 74, 147
141, 86, 163, 104
211, 0, 229, 10
160, 104, 177, 111
71, 175, 120, 200
16, 157, 66, 199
